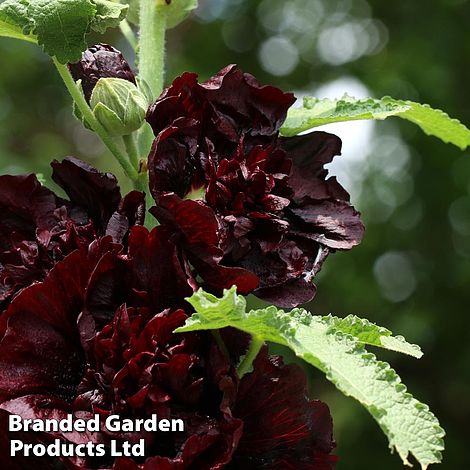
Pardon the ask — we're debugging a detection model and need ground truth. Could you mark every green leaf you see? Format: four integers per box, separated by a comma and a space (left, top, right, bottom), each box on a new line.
160, 0, 198, 29
0, 0, 129, 63
122, 0, 138, 25
125, 0, 198, 29
176, 288, 445, 469
0, 17, 34, 42
27, 0, 96, 63
281, 95, 470, 150
320, 314, 423, 358
92, 0, 128, 34
0, 0, 36, 42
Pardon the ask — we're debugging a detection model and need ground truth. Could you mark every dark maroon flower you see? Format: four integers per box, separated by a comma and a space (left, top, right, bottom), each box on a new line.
146, 66, 364, 307
0, 229, 336, 469
68, 44, 136, 103
146, 64, 296, 165
0, 157, 144, 306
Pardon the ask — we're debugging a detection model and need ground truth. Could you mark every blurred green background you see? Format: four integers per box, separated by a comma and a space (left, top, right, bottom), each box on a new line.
1, 0, 469, 468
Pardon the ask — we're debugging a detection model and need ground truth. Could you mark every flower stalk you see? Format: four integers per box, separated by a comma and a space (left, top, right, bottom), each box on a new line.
139, 0, 167, 100
123, 133, 140, 171
137, 0, 168, 155
53, 58, 140, 184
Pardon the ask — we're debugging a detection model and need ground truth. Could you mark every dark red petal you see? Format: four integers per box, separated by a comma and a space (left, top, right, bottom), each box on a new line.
151, 196, 259, 294
83, 248, 125, 329
0, 249, 90, 402
290, 201, 365, 250
282, 132, 352, 204
256, 277, 317, 309
0, 174, 59, 245
0, 306, 83, 403
148, 119, 200, 198
260, 194, 291, 212
281, 132, 343, 179
233, 349, 336, 469
0, 242, 44, 303
0, 239, 121, 402
201, 64, 296, 137
126, 226, 194, 311
52, 157, 122, 235
152, 195, 220, 247
146, 72, 200, 136
238, 241, 306, 290
189, 244, 259, 295
106, 190, 146, 243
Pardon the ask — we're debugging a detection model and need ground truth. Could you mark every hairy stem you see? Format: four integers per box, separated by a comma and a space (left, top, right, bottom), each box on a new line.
53, 58, 139, 183
123, 133, 140, 170
237, 336, 264, 378
139, 0, 167, 100
137, 0, 168, 154
123, 133, 147, 193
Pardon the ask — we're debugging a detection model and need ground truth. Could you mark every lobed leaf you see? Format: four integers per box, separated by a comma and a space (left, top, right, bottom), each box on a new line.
176, 287, 444, 469
0, 0, 128, 63
281, 95, 470, 150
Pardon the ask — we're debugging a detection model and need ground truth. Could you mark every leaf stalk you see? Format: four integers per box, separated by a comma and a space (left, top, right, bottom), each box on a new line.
237, 336, 264, 378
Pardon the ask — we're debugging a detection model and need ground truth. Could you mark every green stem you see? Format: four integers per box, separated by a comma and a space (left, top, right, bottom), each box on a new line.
53, 58, 139, 183
123, 134, 140, 170
135, 172, 148, 193
137, 123, 155, 159
119, 19, 138, 50
123, 133, 147, 192
237, 336, 264, 378
139, 0, 167, 100
137, 0, 168, 154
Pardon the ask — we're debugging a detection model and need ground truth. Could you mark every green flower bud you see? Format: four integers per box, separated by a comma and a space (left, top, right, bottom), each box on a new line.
90, 78, 148, 136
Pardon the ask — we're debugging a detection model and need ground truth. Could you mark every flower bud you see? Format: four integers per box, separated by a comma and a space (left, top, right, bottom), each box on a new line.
90, 77, 148, 136
68, 44, 136, 103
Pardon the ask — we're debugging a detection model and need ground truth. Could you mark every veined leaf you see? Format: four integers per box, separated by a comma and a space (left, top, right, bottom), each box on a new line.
176, 287, 444, 469
92, 0, 128, 34
281, 95, 470, 150
0, 0, 36, 42
320, 314, 423, 358
0, 0, 128, 63
27, 0, 96, 64
0, 18, 35, 42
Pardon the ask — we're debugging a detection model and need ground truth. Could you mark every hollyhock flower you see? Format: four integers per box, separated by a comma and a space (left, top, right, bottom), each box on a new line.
0, 228, 337, 469
68, 44, 136, 103
0, 157, 144, 306
146, 66, 364, 307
